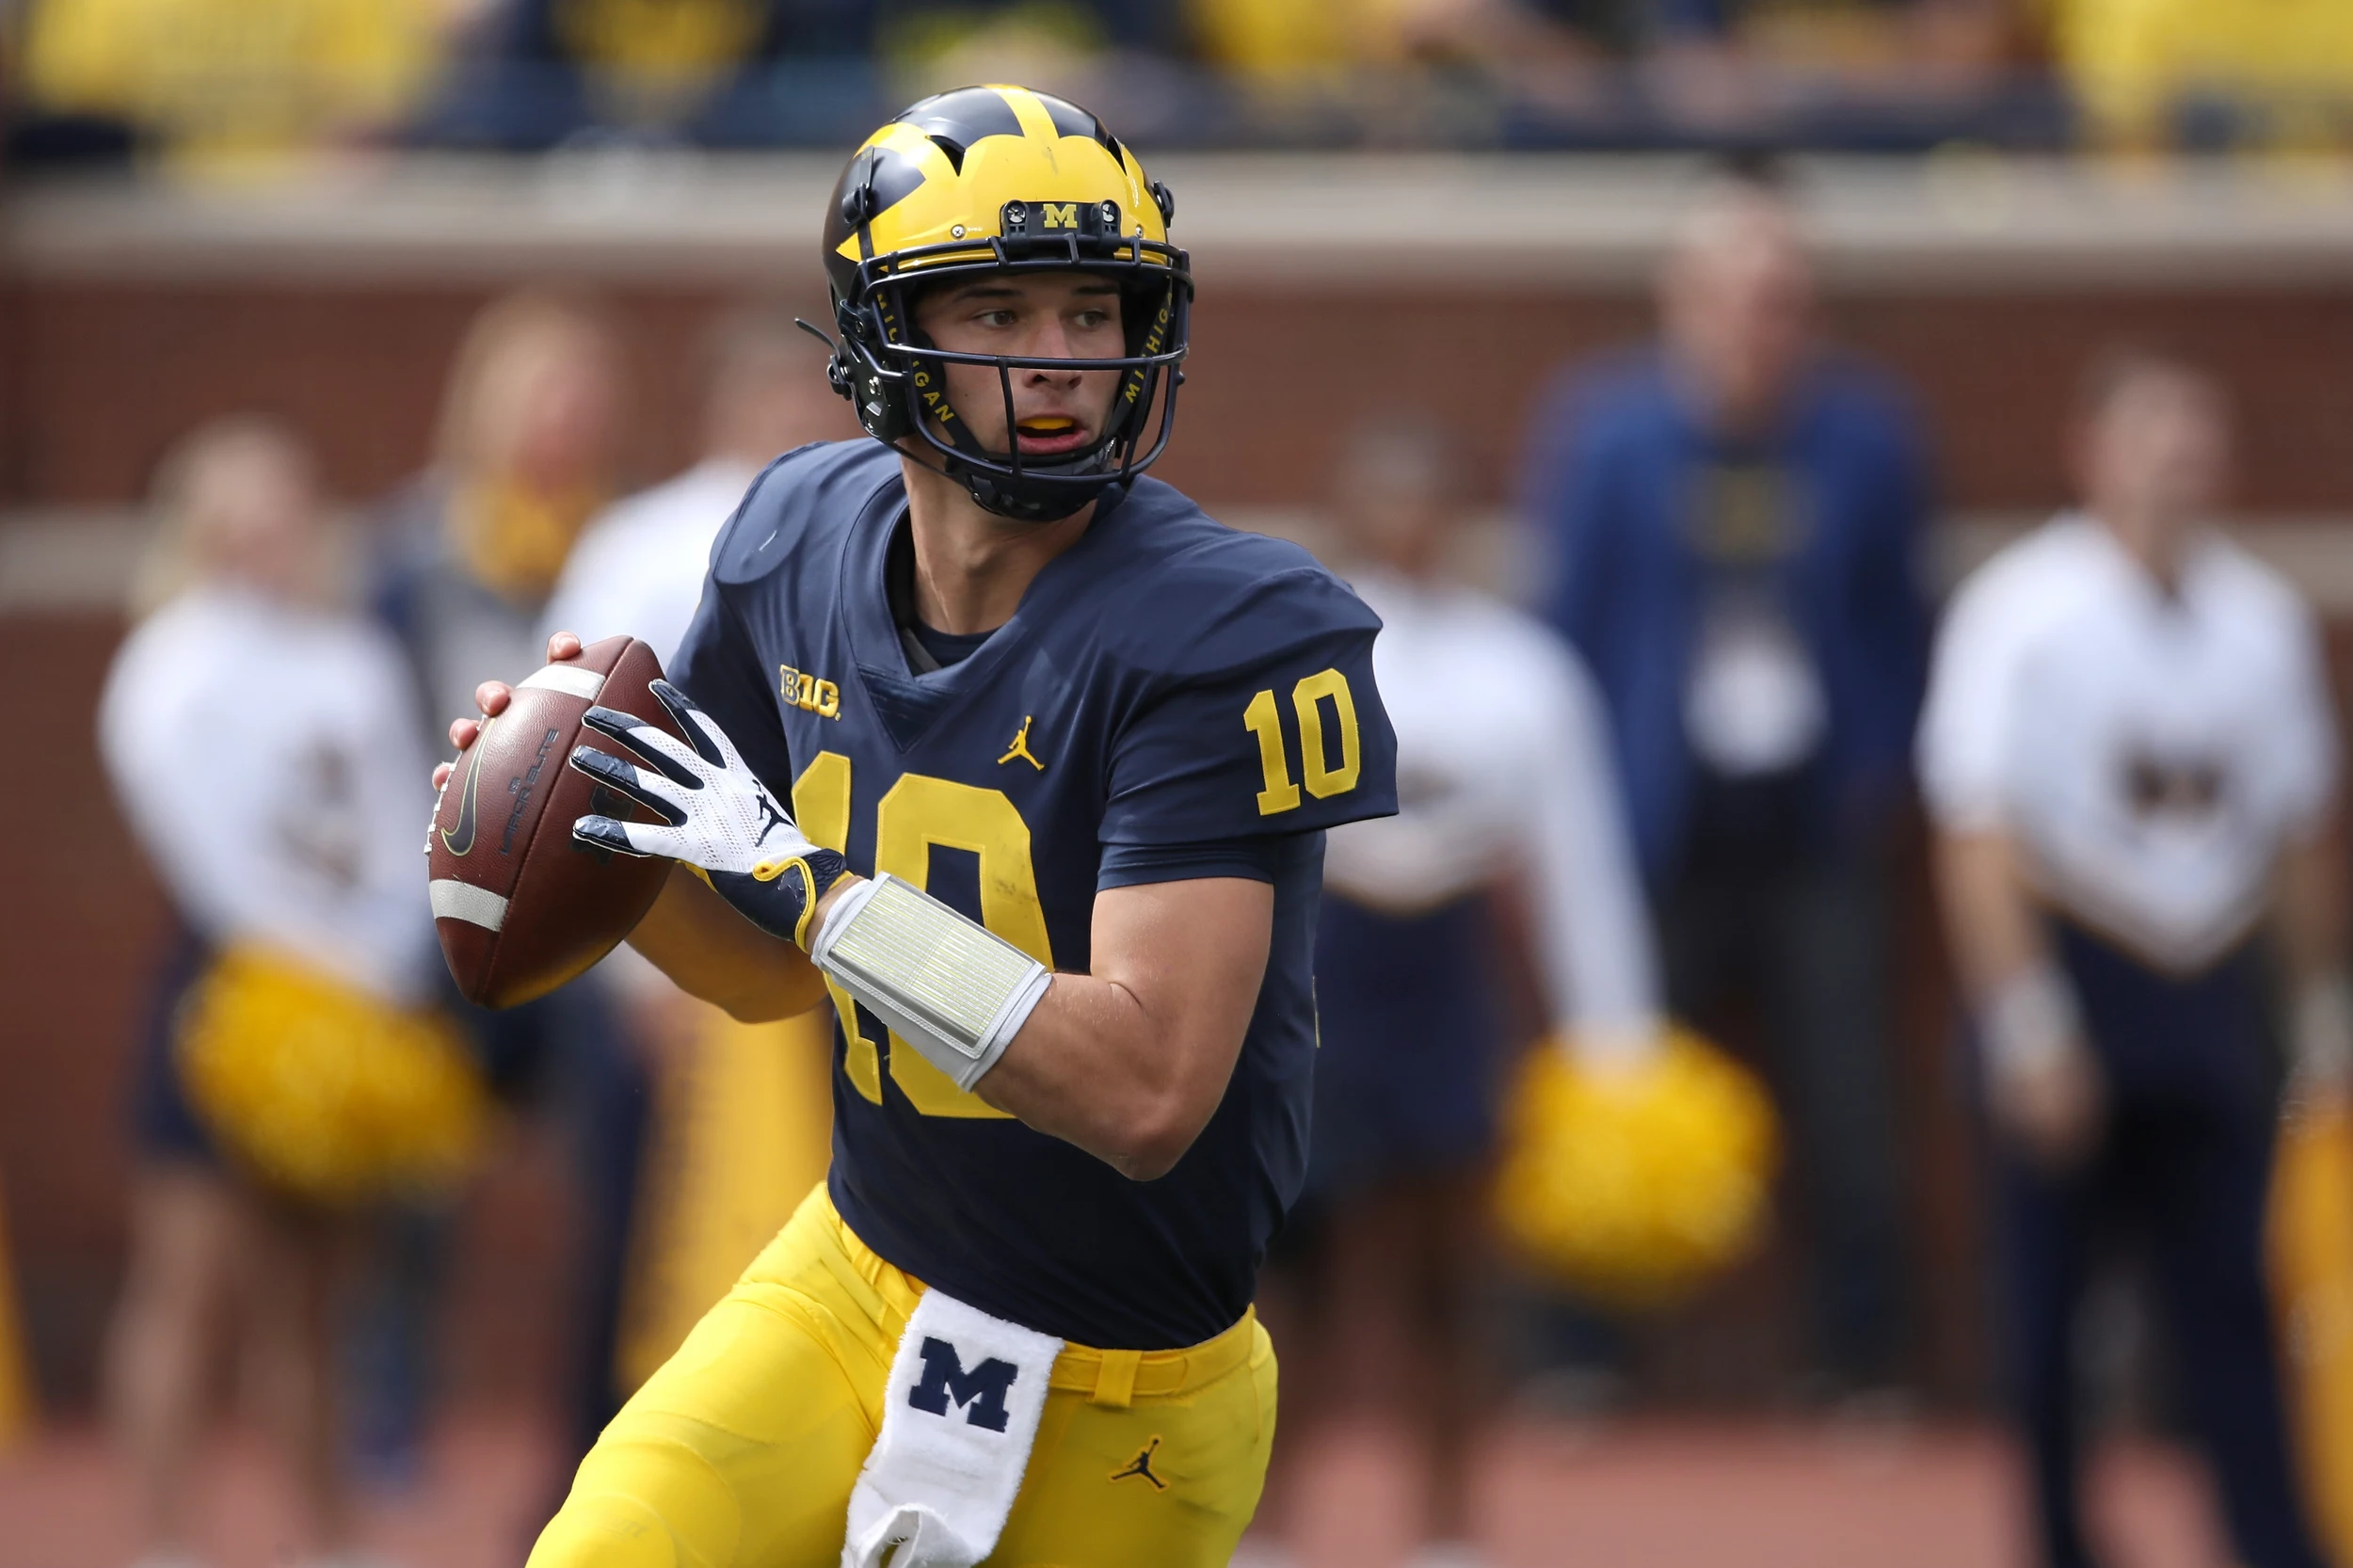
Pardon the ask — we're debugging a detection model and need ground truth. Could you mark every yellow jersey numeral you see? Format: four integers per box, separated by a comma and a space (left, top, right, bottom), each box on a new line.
1246, 668, 1361, 816
792, 754, 1049, 1120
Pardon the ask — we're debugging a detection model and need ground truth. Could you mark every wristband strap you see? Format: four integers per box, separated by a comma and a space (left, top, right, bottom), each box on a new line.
2293, 973, 2353, 1083
1982, 964, 2081, 1081
754, 847, 849, 951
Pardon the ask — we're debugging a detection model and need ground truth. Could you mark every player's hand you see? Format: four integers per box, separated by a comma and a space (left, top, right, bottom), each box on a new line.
565, 679, 852, 949
429, 632, 584, 792
1991, 1040, 2105, 1173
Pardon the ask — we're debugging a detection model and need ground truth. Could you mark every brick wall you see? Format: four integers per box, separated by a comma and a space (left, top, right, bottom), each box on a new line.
8, 258, 2352, 1414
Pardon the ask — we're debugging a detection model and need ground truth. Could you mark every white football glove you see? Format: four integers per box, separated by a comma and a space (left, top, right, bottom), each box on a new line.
568, 680, 850, 949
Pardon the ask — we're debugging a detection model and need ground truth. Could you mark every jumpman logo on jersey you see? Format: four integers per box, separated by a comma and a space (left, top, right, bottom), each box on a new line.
1110, 1435, 1168, 1491
999, 714, 1046, 771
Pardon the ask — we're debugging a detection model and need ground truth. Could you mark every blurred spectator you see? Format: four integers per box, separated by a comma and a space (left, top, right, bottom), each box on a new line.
425, 0, 1183, 147
542, 303, 850, 664
425, 0, 872, 145
882, 0, 1183, 104
1525, 172, 1929, 1398
1185, 0, 1610, 146
1188, 0, 1598, 76
537, 304, 850, 1386
1259, 419, 1661, 1568
368, 289, 648, 1490
380, 287, 627, 724
97, 416, 458, 1567
18, 0, 461, 167
1920, 348, 2341, 1568
2050, 0, 2353, 151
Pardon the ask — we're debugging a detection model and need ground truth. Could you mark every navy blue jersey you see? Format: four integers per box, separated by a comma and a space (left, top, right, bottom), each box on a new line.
669, 440, 1398, 1349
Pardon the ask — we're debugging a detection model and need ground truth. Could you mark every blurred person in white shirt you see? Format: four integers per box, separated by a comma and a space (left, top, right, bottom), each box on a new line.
533, 300, 847, 1104
1256, 420, 1661, 1568
99, 416, 441, 1568
533, 305, 852, 1377
1921, 348, 2340, 1568
542, 303, 853, 667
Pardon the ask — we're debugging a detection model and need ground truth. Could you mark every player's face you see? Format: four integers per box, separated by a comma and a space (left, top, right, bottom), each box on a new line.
911, 273, 1126, 460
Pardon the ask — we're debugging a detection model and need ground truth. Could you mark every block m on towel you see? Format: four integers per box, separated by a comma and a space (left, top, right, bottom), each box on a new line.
906, 1337, 1018, 1432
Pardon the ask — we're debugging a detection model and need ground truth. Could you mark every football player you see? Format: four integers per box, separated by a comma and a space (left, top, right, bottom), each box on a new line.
437, 86, 1399, 1565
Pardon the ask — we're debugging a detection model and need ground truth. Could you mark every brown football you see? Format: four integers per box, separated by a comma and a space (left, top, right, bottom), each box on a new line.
425, 635, 685, 1009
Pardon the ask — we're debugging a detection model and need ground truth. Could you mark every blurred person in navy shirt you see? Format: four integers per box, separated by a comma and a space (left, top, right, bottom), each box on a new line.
1524, 169, 1929, 1396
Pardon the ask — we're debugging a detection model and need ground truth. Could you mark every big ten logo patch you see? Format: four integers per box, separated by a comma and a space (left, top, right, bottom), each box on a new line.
779, 664, 841, 719
907, 1337, 1018, 1432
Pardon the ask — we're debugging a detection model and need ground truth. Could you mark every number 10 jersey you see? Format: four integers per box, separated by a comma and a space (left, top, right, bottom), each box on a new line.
668, 440, 1398, 1351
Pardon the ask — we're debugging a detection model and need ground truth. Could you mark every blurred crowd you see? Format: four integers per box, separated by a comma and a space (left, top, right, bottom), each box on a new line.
71, 162, 2353, 1568
12, 0, 2353, 164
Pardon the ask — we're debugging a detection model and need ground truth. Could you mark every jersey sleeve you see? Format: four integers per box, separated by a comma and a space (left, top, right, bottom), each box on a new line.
1099, 568, 1398, 847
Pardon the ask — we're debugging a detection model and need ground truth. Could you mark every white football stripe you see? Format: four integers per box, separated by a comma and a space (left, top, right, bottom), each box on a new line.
430, 879, 509, 932
520, 664, 606, 701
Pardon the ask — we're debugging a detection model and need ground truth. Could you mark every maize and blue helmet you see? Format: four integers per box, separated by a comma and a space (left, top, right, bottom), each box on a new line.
821, 84, 1193, 522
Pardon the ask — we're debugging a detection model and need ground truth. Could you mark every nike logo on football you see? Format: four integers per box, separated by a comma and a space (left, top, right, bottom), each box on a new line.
440, 718, 489, 856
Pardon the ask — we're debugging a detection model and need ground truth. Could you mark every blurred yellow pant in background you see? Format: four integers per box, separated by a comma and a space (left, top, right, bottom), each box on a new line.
2270, 1096, 2353, 1566
617, 1004, 835, 1392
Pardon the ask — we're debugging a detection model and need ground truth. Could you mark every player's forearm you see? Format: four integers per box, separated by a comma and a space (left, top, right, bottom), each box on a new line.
799, 872, 1271, 1176
975, 972, 1245, 1180
628, 864, 831, 1022
949, 874, 1273, 1180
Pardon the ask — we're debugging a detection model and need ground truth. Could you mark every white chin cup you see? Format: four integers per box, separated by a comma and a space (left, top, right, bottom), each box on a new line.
809, 874, 1052, 1093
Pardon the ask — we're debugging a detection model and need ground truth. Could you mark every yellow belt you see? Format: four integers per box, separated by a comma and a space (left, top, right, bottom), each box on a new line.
813, 1187, 1257, 1408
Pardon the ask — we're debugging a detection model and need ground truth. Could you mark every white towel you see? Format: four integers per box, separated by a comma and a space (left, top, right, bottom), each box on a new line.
841, 1287, 1065, 1568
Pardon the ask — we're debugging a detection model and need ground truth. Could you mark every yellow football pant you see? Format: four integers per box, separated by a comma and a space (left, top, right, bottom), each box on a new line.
530, 1184, 1278, 1568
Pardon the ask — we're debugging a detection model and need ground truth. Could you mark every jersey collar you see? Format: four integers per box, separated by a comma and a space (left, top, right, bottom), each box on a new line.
840, 474, 1132, 752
